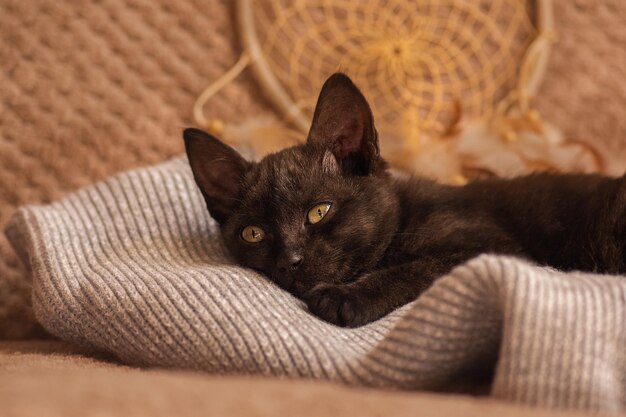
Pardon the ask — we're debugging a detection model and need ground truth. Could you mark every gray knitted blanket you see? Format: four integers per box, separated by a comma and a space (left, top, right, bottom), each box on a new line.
6, 157, 626, 414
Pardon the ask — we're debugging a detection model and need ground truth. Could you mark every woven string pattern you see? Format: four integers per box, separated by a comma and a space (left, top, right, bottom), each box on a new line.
254, 0, 535, 137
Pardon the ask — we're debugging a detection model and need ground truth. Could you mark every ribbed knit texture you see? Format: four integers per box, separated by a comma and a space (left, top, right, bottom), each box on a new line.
5, 157, 626, 414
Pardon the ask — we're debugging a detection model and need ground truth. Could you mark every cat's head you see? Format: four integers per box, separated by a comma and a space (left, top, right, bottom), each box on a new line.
184, 73, 399, 296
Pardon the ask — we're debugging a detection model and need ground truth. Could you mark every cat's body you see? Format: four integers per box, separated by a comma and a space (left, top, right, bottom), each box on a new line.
184, 73, 626, 327
394, 172, 626, 273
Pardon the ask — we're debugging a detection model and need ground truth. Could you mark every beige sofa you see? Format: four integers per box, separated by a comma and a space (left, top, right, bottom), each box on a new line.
1, 340, 596, 417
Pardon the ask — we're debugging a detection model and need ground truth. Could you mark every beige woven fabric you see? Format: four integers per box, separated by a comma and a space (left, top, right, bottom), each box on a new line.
0, 0, 267, 337
537, 0, 626, 162
6, 157, 626, 414
1, 0, 625, 340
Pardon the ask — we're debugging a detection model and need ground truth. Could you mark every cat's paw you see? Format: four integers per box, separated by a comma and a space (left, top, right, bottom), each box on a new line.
303, 283, 371, 327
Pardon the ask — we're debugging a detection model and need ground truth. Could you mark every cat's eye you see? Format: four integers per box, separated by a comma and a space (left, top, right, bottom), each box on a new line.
241, 226, 265, 243
307, 202, 332, 225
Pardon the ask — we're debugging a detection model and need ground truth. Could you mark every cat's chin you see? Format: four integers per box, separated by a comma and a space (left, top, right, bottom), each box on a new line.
339, 274, 360, 285
269, 274, 296, 292
268, 273, 336, 298
266, 263, 367, 297
268, 273, 313, 297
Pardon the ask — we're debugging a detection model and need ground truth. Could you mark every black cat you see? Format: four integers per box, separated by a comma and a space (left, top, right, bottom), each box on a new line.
184, 73, 626, 327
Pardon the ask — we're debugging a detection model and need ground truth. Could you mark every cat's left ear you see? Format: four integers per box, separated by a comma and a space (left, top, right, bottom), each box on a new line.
183, 128, 251, 224
307, 73, 380, 175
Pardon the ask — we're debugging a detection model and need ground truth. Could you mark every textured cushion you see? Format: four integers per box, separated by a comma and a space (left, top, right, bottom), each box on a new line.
1, 341, 591, 417
0, 0, 266, 338
6, 157, 626, 414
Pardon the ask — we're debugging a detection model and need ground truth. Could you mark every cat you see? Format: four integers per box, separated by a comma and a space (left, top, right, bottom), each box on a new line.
184, 73, 626, 327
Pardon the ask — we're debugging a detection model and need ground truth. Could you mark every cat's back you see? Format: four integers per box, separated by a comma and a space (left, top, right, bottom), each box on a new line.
394, 171, 624, 270
392, 175, 458, 217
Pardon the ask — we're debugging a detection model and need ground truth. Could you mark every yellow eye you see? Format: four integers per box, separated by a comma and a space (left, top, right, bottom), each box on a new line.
241, 226, 265, 243
307, 202, 332, 224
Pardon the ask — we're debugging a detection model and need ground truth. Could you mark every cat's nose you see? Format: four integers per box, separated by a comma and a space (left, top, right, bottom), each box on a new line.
278, 253, 303, 272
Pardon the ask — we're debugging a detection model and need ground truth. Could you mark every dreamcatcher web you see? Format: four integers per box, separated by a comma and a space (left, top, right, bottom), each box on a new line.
255, 0, 536, 137
194, 0, 603, 183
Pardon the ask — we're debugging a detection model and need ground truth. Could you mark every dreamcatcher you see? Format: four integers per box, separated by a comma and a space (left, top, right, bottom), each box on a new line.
193, 0, 602, 184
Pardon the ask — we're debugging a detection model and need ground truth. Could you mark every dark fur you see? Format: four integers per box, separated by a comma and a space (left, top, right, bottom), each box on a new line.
184, 73, 626, 327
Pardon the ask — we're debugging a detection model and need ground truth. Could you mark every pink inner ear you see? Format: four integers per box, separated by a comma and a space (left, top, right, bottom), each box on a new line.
322, 150, 340, 174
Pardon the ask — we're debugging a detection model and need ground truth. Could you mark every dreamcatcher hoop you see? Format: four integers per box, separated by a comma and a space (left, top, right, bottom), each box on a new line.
193, 0, 602, 182
235, 0, 555, 135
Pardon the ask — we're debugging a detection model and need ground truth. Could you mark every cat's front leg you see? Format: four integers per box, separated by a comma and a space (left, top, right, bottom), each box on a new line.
302, 252, 496, 327
302, 280, 382, 327
303, 259, 443, 327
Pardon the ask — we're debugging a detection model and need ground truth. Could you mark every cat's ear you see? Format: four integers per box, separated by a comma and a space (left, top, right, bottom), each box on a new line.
183, 128, 250, 224
307, 73, 380, 175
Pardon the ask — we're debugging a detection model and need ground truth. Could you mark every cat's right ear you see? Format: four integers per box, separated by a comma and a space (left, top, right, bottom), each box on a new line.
307, 73, 380, 175
183, 128, 250, 224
